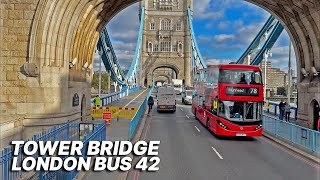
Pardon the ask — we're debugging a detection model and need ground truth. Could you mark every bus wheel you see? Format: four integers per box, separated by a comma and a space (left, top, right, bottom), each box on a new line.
206, 119, 210, 130
195, 110, 198, 120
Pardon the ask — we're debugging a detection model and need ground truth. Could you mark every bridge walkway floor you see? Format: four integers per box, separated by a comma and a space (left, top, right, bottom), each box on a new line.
82, 88, 150, 180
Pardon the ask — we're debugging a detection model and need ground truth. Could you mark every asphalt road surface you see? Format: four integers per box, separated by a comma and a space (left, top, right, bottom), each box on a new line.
130, 95, 320, 180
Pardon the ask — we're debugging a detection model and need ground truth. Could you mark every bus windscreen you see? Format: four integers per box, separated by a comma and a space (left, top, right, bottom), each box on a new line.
219, 70, 262, 85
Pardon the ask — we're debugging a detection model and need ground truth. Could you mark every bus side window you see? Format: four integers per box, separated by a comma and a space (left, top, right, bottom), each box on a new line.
219, 101, 225, 117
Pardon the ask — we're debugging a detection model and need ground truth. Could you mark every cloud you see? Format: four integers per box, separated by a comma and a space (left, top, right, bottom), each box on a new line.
214, 34, 235, 42
217, 20, 243, 30
197, 35, 212, 43
206, 58, 233, 65
194, 0, 225, 20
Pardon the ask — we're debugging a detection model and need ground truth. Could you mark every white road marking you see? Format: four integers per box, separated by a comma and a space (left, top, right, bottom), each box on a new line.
110, 89, 148, 122
180, 108, 184, 111
194, 126, 200, 132
186, 115, 190, 119
211, 147, 223, 160
124, 89, 148, 108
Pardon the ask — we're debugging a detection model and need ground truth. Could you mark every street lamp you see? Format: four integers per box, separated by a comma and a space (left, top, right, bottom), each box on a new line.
98, 48, 102, 97
287, 41, 292, 104
263, 50, 272, 102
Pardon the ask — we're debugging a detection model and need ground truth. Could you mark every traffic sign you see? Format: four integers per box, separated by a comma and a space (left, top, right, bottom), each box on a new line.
103, 112, 112, 120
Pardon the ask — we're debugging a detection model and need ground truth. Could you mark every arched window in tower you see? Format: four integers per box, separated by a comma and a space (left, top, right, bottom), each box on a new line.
161, 19, 171, 30
178, 42, 183, 53
148, 42, 153, 52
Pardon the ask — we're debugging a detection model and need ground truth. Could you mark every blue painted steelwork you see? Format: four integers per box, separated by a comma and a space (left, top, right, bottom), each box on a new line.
126, 7, 145, 86
236, 16, 276, 64
91, 86, 142, 106
51, 122, 107, 180
100, 29, 126, 78
187, 8, 207, 69
96, 8, 145, 87
97, 31, 126, 85
264, 101, 297, 120
1, 121, 79, 180
263, 115, 320, 155
250, 22, 284, 65
129, 85, 154, 140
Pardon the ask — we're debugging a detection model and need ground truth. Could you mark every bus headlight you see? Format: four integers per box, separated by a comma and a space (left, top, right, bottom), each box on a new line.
255, 124, 263, 130
217, 120, 229, 130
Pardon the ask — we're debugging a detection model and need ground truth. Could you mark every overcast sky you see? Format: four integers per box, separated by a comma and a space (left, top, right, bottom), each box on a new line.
93, 0, 296, 75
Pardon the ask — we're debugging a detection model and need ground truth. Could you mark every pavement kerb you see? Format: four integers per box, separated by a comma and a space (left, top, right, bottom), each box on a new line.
262, 132, 320, 164
77, 90, 149, 180
117, 104, 149, 180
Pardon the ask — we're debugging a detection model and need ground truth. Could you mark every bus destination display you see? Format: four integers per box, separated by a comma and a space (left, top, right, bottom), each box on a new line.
226, 87, 259, 96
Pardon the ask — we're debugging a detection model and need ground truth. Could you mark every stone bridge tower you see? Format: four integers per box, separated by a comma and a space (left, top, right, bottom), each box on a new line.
139, 0, 193, 86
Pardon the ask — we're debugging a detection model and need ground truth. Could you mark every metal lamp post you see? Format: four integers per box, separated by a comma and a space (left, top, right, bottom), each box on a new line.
98, 49, 102, 97
287, 42, 292, 104
263, 50, 272, 102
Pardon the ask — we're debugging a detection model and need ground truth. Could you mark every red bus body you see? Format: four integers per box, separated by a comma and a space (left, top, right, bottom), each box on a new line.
192, 64, 263, 137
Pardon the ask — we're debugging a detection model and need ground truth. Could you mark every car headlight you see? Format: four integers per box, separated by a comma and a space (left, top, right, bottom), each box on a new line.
255, 123, 263, 130
217, 120, 229, 129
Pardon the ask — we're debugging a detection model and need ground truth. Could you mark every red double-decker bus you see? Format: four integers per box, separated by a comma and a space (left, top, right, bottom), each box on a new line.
192, 64, 263, 137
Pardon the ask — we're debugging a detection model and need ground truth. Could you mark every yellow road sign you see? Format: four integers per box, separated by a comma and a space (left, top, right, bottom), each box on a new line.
91, 106, 138, 119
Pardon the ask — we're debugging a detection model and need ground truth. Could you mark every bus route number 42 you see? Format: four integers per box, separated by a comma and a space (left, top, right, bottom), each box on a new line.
135, 157, 160, 171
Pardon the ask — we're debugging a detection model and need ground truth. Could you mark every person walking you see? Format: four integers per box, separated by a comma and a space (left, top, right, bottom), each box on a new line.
284, 102, 291, 122
147, 96, 154, 114
318, 111, 320, 131
279, 100, 285, 120
94, 95, 101, 107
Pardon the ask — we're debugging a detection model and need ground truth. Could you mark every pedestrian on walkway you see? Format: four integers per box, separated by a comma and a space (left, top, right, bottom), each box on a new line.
284, 102, 291, 122
94, 95, 101, 107
147, 96, 154, 114
318, 111, 320, 131
279, 100, 285, 120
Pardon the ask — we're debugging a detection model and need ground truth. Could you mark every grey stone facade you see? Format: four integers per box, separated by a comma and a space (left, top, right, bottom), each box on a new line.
139, 0, 193, 86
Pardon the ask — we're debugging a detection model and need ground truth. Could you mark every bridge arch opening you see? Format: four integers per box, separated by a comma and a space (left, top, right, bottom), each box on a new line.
27, 0, 319, 84
155, 75, 171, 85
153, 66, 179, 79
27, 0, 318, 86
310, 100, 320, 130
23, 0, 319, 129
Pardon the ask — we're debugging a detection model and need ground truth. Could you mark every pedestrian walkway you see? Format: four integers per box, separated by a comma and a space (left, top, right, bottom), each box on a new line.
264, 110, 297, 125
82, 88, 150, 180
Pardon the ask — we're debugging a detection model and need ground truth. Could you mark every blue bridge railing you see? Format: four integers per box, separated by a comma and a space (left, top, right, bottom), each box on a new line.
263, 114, 320, 155
1, 121, 79, 180
0, 121, 107, 180
129, 86, 154, 140
43, 122, 106, 180
91, 86, 142, 106
264, 101, 298, 120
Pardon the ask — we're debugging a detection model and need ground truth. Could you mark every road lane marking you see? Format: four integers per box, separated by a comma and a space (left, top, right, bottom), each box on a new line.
180, 108, 184, 111
186, 115, 190, 119
211, 147, 223, 160
194, 126, 200, 132
125, 89, 148, 108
